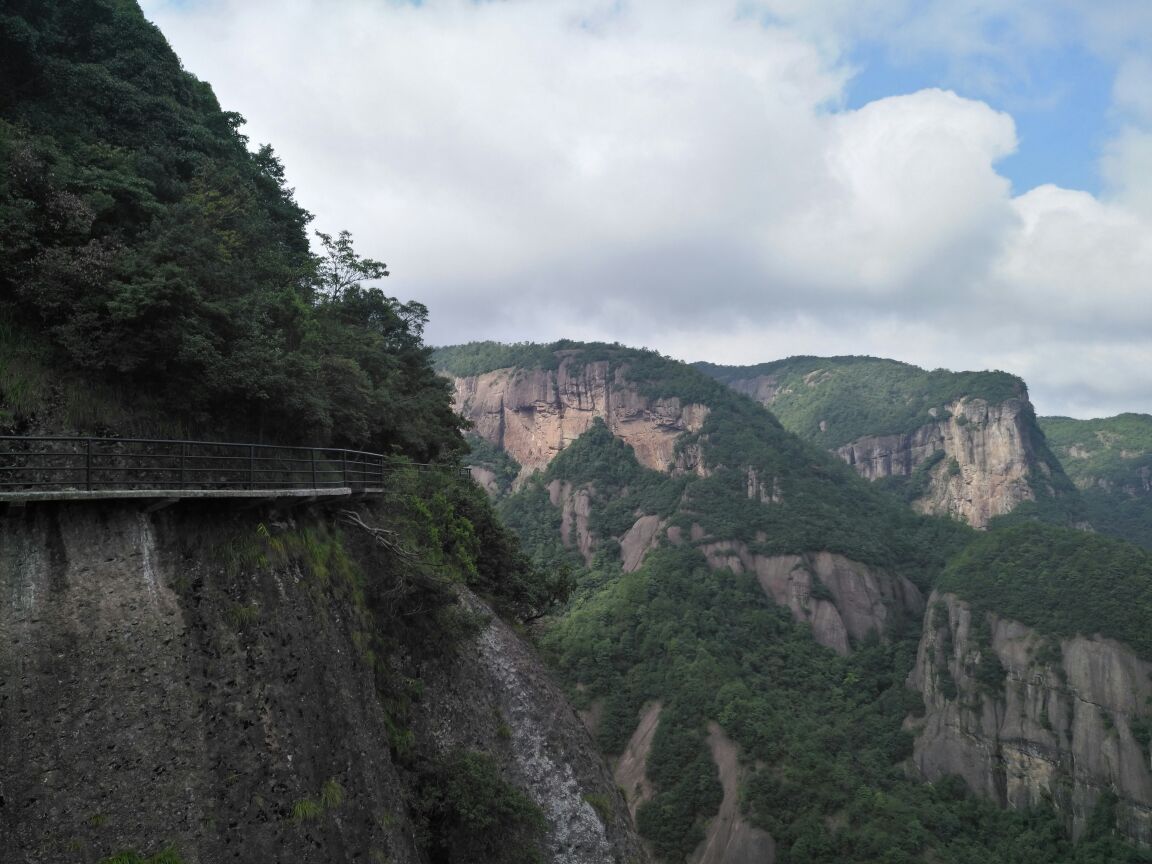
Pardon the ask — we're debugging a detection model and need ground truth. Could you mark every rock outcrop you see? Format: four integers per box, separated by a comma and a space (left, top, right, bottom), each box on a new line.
687, 539, 924, 655
907, 591, 1152, 844
613, 702, 662, 820
412, 591, 647, 864
835, 398, 1043, 527
451, 357, 710, 483
704, 360, 1062, 528
548, 480, 596, 565
689, 724, 776, 864
0, 503, 646, 864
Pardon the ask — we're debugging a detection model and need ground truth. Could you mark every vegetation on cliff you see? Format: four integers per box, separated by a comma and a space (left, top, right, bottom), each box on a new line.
694, 355, 1027, 449
0, 0, 460, 457
938, 522, 1152, 659
1040, 414, 1152, 548
478, 343, 1150, 862
0, 4, 571, 862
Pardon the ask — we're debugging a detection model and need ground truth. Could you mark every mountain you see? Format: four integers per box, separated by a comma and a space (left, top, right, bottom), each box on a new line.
437, 340, 1152, 863
1039, 414, 1152, 549
694, 356, 1077, 528
0, 5, 646, 863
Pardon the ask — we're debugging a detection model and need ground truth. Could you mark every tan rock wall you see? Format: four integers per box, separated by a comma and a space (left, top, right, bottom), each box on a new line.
452, 359, 709, 484
835, 398, 1038, 528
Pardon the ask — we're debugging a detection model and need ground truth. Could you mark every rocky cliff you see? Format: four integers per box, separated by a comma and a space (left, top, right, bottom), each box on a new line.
0, 502, 646, 864
693, 540, 923, 655
696, 358, 1070, 528
836, 397, 1044, 528
907, 591, 1152, 843
451, 356, 710, 484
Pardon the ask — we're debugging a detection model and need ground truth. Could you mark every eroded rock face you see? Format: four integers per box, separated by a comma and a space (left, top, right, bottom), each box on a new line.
548, 480, 596, 565
412, 592, 648, 864
451, 358, 710, 483
0, 503, 647, 864
613, 702, 662, 821
690, 540, 924, 655
690, 723, 775, 864
835, 398, 1041, 528
908, 591, 1152, 844
620, 515, 665, 574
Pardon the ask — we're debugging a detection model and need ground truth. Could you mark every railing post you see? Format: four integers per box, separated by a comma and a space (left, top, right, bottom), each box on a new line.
179, 442, 186, 487
342, 451, 347, 488
311, 448, 317, 489
85, 438, 92, 491
249, 445, 256, 490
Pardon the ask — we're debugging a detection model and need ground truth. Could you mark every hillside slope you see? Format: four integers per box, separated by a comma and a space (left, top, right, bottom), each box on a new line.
695, 356, 1077, 528
0, 0, 459, 457
438, 341, 1151, 863
1040, 414, 1152, 549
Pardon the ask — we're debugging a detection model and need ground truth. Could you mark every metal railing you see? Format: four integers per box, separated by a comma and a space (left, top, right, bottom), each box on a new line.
0, 436, 454, 495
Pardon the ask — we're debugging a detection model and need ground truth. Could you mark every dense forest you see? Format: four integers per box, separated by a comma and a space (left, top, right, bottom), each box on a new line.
0, 0, 460, 458
1040, 414, 1152, 548
694, 355, 1028, 448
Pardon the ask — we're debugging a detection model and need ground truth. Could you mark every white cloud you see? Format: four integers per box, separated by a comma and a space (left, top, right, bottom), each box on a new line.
141, 0, 1152, 417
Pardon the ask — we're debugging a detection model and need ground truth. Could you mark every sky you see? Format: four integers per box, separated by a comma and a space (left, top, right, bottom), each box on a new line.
140, 0, 1152, 418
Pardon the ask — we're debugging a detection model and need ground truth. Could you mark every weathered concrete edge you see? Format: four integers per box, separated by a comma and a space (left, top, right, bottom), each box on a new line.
0, 487, 385, 504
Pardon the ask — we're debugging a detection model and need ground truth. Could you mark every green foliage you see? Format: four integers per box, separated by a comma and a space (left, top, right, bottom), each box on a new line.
291, 798, 324, 822
414, 750, 546, 864
1040, 414, 1152, 549
938, 523, 1152, 660
475, 343, 1152, 861
463, 433, 522, 495
0, 2, 462, 459
582, 792, 613, 824
432, 340, 567, 376
98, 850, 184, 864
695, 355, 1027, 449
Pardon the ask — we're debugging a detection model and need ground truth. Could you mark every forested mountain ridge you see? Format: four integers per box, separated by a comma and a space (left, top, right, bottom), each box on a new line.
694, 355, 1078, 528
438, 339, 1152, 863
1039, 414, 1152, 548
0, 0, 459, 458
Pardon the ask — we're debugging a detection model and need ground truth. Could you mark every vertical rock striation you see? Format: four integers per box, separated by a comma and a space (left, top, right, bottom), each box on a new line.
907, 591, 1152, 844
451, 357, 710, 483
0, 503, 647, 863
835, 397, 1044, 527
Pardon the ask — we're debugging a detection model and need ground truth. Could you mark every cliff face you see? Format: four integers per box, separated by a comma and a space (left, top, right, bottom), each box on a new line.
693, 540, 923, 655
701, 358, 1068, 528
0, 503, 646, 864
907, 591, 1152, 843
836, 397, 1041, 528
451, 357, 710, 483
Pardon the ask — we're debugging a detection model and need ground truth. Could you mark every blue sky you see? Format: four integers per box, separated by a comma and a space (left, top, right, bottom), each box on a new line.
844, 38, 1114, 195
144, 0, 1152, 417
